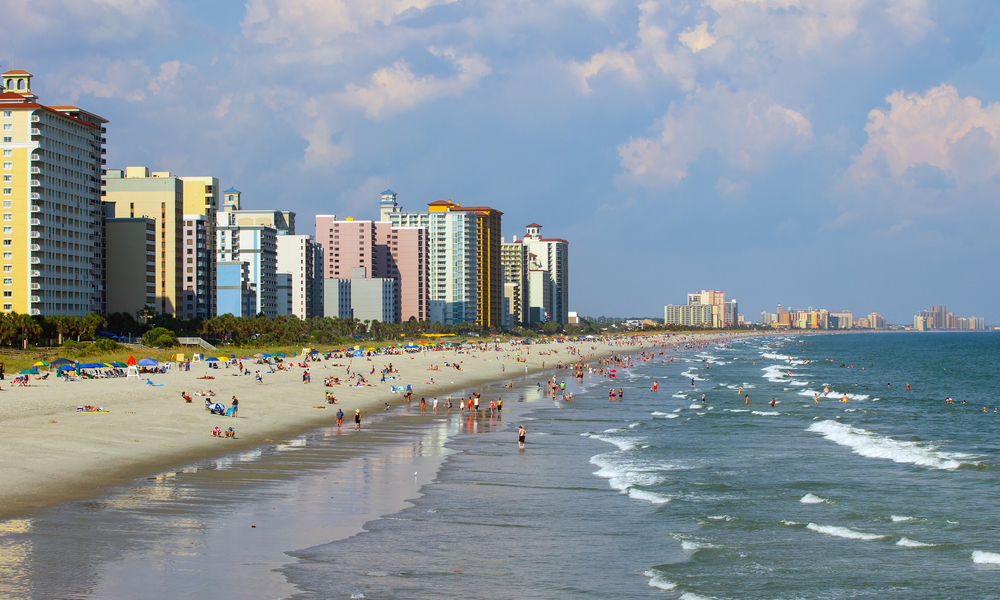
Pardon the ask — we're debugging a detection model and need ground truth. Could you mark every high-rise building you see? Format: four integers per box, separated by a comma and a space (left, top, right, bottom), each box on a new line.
665, 304, 714, 327
388, 203, 477, 326
442, 203, 503, 329
103, 168, 184, 316
179, 176, 219, 316
528, 267, 551, 323
868, 312, 885, 329
276, 234, 322, 319
1, 69, 108, 316
501, 238, 528, 326
381, 225, 428, 323
688, 290, 731, 327
217, 260, 255, 317
215, 188, 283, 317
105, 217, 155, 315
180, 214, 211, 319
520, 223, 569, 324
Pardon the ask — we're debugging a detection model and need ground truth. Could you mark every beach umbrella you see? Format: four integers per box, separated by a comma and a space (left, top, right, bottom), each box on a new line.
137, 358, 158, 366
253, 353, 263, 358
109, 362, 127, 368
18, 367, 37, 375
32, 360, 48, 367
80, 362, 104, 369
352, 350, 364, 357
57, 365, 76, 371
50, 358, 75, 368
205, 357, 218, 362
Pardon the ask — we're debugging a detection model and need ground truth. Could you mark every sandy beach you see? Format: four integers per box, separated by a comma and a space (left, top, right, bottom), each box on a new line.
0, 332, 760, 519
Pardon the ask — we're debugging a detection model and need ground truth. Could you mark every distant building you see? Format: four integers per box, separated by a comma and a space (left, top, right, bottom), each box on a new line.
105, 218, 155, 316
868, 312, 885, 329
216, 260, 255, 317
276, 234, 322, 319
665, 304, 713, 327
501, 238, 529, 326
324, 267, 394, 323
216, 195, 278, 317
180, 214, 212, 320
521, 224, 568, 324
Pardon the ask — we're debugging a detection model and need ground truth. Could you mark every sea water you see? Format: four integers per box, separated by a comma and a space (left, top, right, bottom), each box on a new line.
281, 332, 1000, 599
3, 332, 1000, 599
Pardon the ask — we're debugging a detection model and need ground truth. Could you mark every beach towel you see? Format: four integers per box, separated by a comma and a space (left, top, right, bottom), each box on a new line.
225, 407, 233, 416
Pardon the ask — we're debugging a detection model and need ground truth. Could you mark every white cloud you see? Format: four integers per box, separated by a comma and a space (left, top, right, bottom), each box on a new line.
679, 22, 717, 53
241, 0, 458, 65
337, 48, 491, 120
567, 46, 640, 94
57, 59, 193, 102
848, 84, 1000, 186
211, 93, 234, 119
4, 0, 180, 44
618, 84, 813, 185
706, 0, 934, 54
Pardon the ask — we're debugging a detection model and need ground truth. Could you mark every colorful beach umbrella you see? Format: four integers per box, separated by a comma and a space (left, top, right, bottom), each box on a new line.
32, 360, 48, 367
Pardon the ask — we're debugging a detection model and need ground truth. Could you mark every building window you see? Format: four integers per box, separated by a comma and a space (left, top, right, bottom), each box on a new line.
2, 265, 9, 272
2, 189, 9, 196
2, 304, 9, 311
2, 138, 10, 144
2, 291, 9, 298
2, 240, 10, 247
1, 150, 9, 156
3, 213, 11, 220
2, 111, 10, 117
2, 163, 10, 170
3, 278, 11, 285
2, 175, 9, 182
2, 124, 10, 131
2, 227, 9, 234
2, 252, 9, 260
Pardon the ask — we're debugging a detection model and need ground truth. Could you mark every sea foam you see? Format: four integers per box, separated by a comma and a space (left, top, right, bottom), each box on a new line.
897, 537, 936, 548
806, 523, 885, 540
973, 551, 1000, 564
890, 515, 914, 522
752, 410, 780, 416
800, 493, 826, 504
628, 488, 672, 504
806, 420, 977, 470
643, 570, 676, 590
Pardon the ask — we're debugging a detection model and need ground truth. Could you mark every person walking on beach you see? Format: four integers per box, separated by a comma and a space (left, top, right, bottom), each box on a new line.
618, 388, 624, 402
518, 425, 526, 449
336, 408, 344, 432
354, 409, 361, 431
420, 397, 426, 414
433, 397, 438, 413
231, 396, 239, 417
474, 395, 480, 415
255, 371, 262, 385
497, 398, 503, 417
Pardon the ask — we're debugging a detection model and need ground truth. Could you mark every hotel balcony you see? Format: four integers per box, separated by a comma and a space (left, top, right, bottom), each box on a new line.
31, 180, 41, 187
31, 244, 40, 251
30, 205, 40, 213
31, 154, 40, 161
30, 167, 41, 174
30, 309, 40, 316
30, 219, 40, 226
30, 257, 40, 264
31, 116, 40, 122
31, 128, 40, 135
30, 193, 40, 200
30, 296, 40, 303
31, 283, 40, 290
31, 270, 40, 277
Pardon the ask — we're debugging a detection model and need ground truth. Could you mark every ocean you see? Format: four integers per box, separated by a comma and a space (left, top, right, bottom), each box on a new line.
3, 332, 1000, 599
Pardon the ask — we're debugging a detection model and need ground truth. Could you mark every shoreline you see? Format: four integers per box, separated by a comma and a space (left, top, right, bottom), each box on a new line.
0, 331, 769, 520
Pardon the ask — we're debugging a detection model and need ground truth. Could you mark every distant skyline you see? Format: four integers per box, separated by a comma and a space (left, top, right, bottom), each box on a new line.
5, 0, 1000, 323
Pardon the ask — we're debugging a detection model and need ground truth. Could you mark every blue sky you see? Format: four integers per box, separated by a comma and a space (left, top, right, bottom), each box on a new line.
5, 0, 999, 323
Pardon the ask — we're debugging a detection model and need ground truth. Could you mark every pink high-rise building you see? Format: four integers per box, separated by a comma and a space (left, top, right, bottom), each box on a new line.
314, 214, 427, 322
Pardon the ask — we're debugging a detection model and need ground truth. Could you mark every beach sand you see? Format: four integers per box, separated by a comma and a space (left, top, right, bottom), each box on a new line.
0, 332, 753, 519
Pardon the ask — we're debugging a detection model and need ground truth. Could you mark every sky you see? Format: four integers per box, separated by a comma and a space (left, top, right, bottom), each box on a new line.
3, 0, 999, 324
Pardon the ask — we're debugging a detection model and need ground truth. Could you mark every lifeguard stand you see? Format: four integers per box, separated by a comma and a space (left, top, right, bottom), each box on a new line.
192, 353, 203, 363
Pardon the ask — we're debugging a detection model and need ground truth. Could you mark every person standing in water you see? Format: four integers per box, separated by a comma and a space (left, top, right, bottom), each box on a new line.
518, 425, 526, 449
745, 394, 750, 405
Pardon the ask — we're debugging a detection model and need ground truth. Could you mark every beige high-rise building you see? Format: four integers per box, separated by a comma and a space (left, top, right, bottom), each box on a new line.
501, 238, 528, 326
104, 168, 219, 318
276, 234, 322, 319
0, 69, 108, 316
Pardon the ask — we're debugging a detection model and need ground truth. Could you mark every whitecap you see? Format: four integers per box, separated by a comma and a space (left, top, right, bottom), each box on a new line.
806, 523, 885, 540
973, 551, 1000, 564
790, 380, 809, 386
672, 393, 688, 398
781, 520, 804, 526
807, 420, 978, 470
679, 592, 713, 600
897, 537, 936, 548
890, 515, 914, 522
643, 570, 676, 590
628, 488, 672, 505
586, 432, 638, 452
752, 410, 780, 416
690, 403, 703, 409
727, 409, 750, 413
800, 493, 826, 504
707, 515, 734, 521
650, 411, 669, 416
628, 422, 641, 428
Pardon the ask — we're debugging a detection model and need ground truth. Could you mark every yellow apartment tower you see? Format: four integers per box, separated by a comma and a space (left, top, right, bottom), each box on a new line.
0, 69, 108, 316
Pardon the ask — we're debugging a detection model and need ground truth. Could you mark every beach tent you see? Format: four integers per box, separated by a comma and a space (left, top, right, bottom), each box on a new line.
50, 358, 75, 368
138, 358, 158, 367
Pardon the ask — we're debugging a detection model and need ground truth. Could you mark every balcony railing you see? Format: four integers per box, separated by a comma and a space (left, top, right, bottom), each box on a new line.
31, 180, 40, 187
31, 270, 40, 277
31, 128, 40, 135
31, 283, 39, 290
31, 167, 40, 174
30, 154, 40, 161
31, 244, 40, 251
30, 193, 40, 200
31, 116, 40, 122
30, 219, 40, 226
30, 257, 40, 264
30, 296, 40, 303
